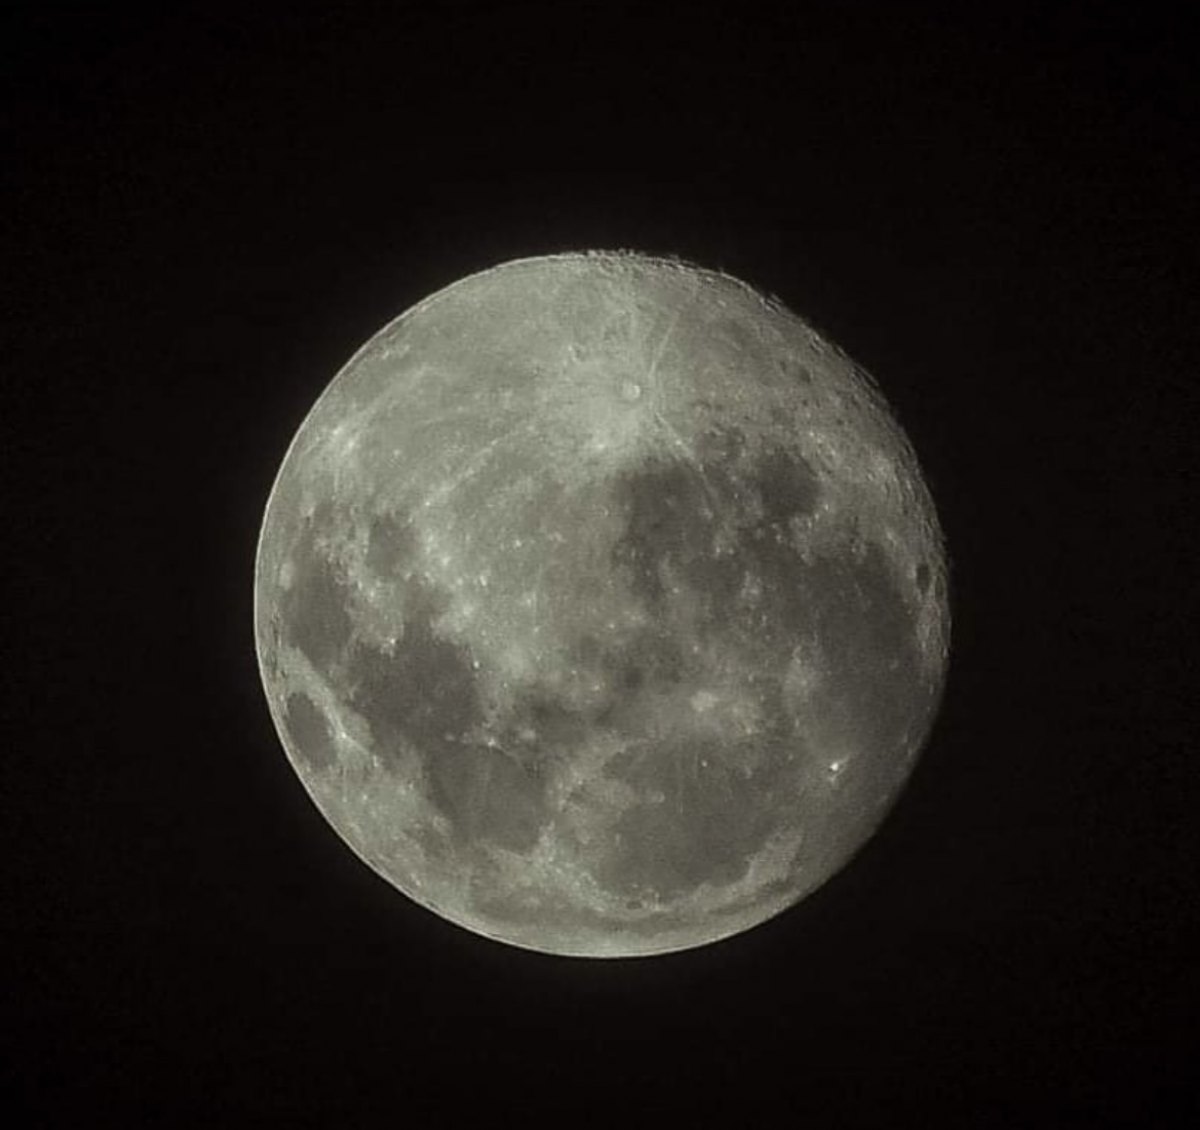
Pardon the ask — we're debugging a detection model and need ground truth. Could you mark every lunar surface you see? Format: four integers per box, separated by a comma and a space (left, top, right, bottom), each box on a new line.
254, 251, 950, 957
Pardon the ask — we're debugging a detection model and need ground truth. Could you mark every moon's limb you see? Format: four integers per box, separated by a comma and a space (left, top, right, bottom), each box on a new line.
254, 251, 950, 957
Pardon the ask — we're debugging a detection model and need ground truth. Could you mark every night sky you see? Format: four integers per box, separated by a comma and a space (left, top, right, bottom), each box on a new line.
6, 4, 1194, 1124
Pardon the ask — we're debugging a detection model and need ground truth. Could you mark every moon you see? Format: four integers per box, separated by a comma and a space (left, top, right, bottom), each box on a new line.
254, 251, 950, 957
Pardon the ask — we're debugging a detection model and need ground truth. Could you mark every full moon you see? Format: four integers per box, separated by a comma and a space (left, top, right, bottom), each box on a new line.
254, 251, 950, 957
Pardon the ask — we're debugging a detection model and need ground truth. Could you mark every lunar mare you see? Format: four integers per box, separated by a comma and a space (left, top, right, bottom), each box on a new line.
254, 251, 950, 957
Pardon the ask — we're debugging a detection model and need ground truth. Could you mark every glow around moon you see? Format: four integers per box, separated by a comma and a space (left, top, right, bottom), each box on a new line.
254, 251, 950, 957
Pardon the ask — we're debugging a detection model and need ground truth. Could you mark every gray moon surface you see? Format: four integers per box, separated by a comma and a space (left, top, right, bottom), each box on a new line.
254, 251, 950, 958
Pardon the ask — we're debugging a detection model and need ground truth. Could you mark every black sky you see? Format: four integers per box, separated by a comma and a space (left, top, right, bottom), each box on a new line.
5, 3, 1195, 1125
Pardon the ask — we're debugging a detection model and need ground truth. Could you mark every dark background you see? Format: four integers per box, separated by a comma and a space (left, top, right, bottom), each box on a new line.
6, 3, 1194, 1124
